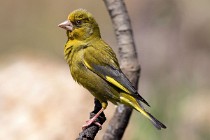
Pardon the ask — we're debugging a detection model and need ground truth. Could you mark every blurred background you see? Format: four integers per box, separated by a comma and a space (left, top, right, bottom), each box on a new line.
1, 0, 210, 139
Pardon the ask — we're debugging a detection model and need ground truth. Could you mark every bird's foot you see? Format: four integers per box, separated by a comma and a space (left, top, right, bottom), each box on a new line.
82, 119, 94, 130
94, 122, 102, 130
82, 119, 102, 130
82, 107, 105, 130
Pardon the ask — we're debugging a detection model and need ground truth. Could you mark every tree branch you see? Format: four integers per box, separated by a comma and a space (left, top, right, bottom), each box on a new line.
102, 0, 140, 139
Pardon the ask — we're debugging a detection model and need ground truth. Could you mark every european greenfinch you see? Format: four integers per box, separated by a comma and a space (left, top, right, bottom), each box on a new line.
58, 9, 166, 130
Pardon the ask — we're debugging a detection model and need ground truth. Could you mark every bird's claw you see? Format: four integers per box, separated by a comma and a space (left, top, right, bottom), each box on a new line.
82, 119, 93, 130
94, 122, 102, 130
82, 120, 102, 130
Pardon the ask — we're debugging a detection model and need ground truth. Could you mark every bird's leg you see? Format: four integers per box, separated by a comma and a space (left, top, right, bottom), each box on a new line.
82, 107, 104, 130
82, 101, 107, 130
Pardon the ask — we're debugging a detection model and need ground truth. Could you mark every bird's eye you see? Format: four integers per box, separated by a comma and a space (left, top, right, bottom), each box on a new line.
75, 20, 82, 26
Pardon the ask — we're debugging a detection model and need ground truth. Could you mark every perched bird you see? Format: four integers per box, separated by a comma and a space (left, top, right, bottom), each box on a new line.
58, 9, 166, 130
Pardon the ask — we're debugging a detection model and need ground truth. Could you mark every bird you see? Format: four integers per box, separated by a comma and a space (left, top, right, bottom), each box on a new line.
58, 9, 166, 130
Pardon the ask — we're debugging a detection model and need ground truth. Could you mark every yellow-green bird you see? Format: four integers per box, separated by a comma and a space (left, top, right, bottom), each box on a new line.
58, 9, 166, 130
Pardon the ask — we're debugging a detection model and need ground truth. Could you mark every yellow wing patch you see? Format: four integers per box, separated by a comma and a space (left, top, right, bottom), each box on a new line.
106, 76, 130, 93
84, 60, 130, 94
84, 60, 92, 69
120, 93, 151, 121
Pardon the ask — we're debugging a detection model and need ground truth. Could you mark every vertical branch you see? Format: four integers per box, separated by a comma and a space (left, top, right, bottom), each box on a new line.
102, 0, 140, 140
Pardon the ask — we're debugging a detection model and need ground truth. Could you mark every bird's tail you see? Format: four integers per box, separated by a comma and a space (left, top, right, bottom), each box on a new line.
120, 93, 166, 130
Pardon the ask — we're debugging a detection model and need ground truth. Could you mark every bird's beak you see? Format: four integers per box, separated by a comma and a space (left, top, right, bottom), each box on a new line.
58, 20, 73, 31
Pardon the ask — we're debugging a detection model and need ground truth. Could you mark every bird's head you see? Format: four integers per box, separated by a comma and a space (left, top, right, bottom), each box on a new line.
58, 9, 101, 41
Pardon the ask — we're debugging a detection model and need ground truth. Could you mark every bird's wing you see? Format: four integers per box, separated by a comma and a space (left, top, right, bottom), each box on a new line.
83, 45, 150, 107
